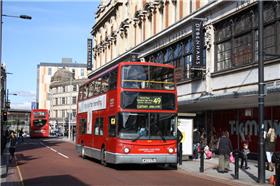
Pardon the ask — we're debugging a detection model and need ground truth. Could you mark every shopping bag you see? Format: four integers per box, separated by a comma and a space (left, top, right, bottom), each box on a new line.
269, 175, 275, 185
229, 153, 235, 163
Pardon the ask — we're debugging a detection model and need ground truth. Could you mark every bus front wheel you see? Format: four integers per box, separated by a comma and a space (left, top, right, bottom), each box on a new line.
101, 147, 107, 167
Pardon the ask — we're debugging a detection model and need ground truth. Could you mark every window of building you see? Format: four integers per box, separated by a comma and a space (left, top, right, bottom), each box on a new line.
215, 2, 280, 72
72, 69, 75, 77
146, 35, 205, 82
72, 109, 76, 118
72, 96, 76, 104
55, 98, 58, 105
62, 97, 65, 104
73, 85, 77, 91
48, 68, 52, 75
62, 110, 65, 118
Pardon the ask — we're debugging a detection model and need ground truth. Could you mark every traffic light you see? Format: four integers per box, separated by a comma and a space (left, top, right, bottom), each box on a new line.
2, 111, 7, 121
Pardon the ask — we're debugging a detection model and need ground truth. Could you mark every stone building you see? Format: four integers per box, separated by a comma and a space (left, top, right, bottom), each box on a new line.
49, 68, 87, 136
37, 58, 88, 110
89, 0, 280, 153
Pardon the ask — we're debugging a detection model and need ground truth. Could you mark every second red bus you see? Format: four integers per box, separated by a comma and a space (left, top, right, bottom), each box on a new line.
30, 109, 49, 138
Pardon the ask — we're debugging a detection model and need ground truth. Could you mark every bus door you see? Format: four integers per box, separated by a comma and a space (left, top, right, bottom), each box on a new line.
92, 111, 105, 149
77, 112, 93, 147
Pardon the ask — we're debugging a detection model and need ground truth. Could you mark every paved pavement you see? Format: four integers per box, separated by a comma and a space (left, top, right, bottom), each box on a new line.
179, 157, 275, 186
1, 139, 277, 186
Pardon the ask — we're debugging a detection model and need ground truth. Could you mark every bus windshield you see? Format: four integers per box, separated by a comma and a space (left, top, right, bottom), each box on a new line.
33, 119, 47, 127
121, 65, 175, 90
118, 113, 176, 140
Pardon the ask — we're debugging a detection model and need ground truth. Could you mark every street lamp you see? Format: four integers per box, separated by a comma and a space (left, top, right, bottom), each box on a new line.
0, 0, 32, 124
2, 14, 32, 20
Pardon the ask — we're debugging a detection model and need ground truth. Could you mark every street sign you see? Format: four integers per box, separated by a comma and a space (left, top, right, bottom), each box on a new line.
31, 102, 37, 110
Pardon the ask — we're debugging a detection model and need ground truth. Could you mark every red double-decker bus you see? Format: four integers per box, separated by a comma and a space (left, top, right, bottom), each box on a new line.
30, 109, 49, 138
76, 61, 178, 167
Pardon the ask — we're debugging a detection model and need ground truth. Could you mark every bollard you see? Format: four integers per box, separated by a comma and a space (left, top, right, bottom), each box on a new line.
234, 151, 239, 179
179, 143, 183, 165
200, 146, 204, 172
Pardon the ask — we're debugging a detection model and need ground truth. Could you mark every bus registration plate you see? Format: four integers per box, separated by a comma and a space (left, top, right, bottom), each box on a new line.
142, 158, 157, 163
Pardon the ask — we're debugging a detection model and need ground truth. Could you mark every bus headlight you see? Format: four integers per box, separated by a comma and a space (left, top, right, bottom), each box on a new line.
168, 147, 174, 154
123, 147, 130, 154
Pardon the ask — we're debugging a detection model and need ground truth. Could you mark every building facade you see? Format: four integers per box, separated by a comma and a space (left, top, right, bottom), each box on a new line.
49, 68, 87, 136
90, 0, 280, 153
37, 58, 88, 110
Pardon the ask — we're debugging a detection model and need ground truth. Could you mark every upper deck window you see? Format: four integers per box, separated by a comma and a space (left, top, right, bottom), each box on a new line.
121, 65, 175, 90
33, 112, 47, 118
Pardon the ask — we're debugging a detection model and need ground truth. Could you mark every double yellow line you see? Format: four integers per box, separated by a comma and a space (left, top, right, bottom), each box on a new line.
15, 156, 24, 186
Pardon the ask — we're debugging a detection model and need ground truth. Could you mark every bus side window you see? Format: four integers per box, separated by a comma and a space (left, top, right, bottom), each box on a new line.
109, 116, 116, 137
80, 118, 87, 134
109, 69, 117, 90
101, 75, 109, 93
94, 118, 104, 136
99, 118, 104, 135
94, 118, 99, 135
88, 81, 95, 98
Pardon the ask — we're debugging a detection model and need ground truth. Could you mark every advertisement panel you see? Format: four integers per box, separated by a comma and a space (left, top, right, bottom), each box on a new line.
178, 118, 193, 156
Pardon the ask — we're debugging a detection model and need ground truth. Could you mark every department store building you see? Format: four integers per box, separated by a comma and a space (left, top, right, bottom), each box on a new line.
89, 0, 280, 153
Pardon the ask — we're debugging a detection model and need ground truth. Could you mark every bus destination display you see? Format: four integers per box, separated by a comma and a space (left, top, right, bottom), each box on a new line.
137, 96, 162, 109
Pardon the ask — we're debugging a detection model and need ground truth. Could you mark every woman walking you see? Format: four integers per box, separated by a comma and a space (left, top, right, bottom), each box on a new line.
265, 127, 277, 171
9, 131, 17, 162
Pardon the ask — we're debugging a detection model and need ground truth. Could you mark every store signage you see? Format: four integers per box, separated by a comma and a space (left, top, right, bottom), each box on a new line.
87, 38, 93, 70
192, 20, 204, 68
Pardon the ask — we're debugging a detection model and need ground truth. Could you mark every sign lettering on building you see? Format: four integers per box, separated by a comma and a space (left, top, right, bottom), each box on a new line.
192, 20, 204, 68
87, 38, 93, 70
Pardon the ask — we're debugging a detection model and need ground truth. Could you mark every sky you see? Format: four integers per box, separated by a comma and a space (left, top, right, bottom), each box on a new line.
2, 0, 99, 110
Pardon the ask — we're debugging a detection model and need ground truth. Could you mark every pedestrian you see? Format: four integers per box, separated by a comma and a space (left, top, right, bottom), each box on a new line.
9, 131, 17, 162
177, 128, 183, 165
193, 128, 200, 159
217, 130, 233, 173
265, 127, 276, 172
19, 128, 24, 143
240, 141, 250, 169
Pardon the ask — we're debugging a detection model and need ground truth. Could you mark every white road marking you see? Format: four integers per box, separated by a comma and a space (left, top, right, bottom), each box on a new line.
40, 142, 69, 159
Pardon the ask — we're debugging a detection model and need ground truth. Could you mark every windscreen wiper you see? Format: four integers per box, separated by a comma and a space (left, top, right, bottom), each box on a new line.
132, 133, 144, 142
158, 132, 166, 142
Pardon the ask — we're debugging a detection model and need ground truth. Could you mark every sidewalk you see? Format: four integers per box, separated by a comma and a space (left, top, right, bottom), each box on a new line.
1, 143, 22, 186
179, 157, 275, 186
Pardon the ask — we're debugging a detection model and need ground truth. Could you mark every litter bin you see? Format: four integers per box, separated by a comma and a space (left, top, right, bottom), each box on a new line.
273, 152, 280, 186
